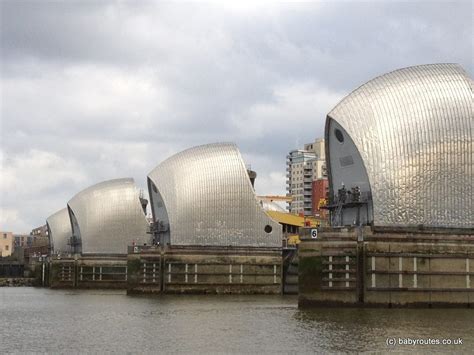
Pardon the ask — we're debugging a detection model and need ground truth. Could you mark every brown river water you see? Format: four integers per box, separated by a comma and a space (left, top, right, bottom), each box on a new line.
1, 288, 473, 353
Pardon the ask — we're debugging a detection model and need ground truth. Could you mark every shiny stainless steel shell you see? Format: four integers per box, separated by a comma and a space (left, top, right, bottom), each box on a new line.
148, 143, 282, 246
67, 178, 149, 254
327, 63, 473, 228
46, 208, 71, 253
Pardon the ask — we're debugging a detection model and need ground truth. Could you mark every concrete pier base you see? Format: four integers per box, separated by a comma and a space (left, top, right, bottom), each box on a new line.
50, 255, 127, 289
298, 227, 474, 307
127, 245, 282, 295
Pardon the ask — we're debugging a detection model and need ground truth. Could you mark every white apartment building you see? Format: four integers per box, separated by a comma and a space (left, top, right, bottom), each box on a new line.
286, 138, 327, 216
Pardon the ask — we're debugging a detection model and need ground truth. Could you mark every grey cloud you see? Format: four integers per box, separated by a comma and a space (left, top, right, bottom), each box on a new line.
1, 0, 471, 231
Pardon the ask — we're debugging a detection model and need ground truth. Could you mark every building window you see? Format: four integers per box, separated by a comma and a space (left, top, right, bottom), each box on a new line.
5, 245, 9, 251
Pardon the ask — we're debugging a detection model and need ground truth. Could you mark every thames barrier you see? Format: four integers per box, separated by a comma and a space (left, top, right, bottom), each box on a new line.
5, 64, 463, 307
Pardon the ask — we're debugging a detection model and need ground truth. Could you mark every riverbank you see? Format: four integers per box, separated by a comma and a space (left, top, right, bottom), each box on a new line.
0, 278, 35, 287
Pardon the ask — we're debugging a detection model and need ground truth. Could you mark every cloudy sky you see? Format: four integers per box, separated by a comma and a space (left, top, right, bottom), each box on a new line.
0, 0, 471, 232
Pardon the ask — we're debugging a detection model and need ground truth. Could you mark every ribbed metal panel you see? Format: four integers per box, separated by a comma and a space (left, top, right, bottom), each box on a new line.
67, 178, 149, 254
46, 208, 71, 253
327, 63, 473, 228
148, 143, 282, 247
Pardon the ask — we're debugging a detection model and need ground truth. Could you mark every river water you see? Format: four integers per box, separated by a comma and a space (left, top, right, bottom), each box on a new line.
1, 288, 473, 353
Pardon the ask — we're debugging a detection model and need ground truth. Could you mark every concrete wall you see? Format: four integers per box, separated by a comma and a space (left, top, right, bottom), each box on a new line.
48, 246, 283, 294
0, 262, 25, 278
127, 249, 162, 294
50, 255, 127, 289
299, 227, 474, 307
127, 246, 282, 294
